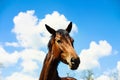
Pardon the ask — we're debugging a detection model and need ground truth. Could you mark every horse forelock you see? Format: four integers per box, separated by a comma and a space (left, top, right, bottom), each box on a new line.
48, 29, 69, 51
57, 29, 69, 37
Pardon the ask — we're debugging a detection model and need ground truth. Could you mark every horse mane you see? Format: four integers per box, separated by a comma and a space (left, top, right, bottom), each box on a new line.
48, 34, 55, 52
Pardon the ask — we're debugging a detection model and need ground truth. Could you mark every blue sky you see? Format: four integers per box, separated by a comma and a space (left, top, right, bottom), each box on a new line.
0, 0, 120, 80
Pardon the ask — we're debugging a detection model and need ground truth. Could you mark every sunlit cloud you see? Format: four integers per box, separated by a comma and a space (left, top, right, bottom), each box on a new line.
0, 46, 20, 67
95, 61, 120, 80
5, 72, 38, 80
12, 10, 77, 49
78, 40, 112, 70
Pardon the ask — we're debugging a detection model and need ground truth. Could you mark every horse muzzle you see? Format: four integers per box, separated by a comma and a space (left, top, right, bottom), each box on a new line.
69, 57, 80, 70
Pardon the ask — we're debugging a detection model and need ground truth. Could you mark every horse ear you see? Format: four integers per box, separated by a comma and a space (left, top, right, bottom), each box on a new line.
66, 22, 72, 33
45, 24, 56, 34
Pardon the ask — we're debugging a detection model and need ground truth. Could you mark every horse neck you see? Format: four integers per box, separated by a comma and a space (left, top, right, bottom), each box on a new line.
39, 50, 61, 80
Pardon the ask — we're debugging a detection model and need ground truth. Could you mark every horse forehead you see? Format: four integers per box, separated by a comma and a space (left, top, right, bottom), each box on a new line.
56, 29, 69, 37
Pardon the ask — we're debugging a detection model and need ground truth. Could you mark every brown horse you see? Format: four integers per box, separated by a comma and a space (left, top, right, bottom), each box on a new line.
39, 22, 80, 80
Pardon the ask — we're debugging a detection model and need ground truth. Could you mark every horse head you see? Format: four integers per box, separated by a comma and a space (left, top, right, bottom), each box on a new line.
45, 22, 80, 70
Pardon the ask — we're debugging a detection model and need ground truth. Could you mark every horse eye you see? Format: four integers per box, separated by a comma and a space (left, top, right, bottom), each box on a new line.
57, 40, 61, 43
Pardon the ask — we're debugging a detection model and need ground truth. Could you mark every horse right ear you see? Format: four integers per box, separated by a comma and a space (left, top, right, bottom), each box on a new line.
66, 22, 72, 33
45, 24, 56, 34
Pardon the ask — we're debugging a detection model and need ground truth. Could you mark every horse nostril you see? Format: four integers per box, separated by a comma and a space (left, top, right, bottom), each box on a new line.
71, 57, 76, 65
71, 57, 80, 65
71, 57, 74, 62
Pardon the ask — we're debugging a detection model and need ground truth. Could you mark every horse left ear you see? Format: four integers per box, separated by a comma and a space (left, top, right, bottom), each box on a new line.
66, 22, 72, 33
45, 24, 56, 34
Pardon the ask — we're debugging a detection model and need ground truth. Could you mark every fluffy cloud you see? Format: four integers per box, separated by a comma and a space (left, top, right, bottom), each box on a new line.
20, 49, 46, 72
12, 10, 77, 49
96, 75, 111, 80
117, 61, 120, 72
0, 46, 46, 73
0, 47, 45, 79
20, 49, 45, 62
40, 11, 78, 35
117, 61, 120, 80
5, 72, 38, 80
5, 42, 19, 47
21, 60, 39, 72
12, 10, 45, 49
0, 46, 20, 66
95, 61, 120, 80
78, 40, 112, 70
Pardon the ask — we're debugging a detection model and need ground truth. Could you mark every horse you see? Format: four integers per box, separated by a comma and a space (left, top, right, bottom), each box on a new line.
39, 22, 80, 80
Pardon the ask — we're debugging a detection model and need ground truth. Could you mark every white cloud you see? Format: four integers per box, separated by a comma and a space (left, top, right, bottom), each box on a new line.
5, 42, 19, 47
0, 45, 45, 70
12, 10, 44, 49
95, 61, 120, 80
117, 61, 120, 80
117, 61, 120, 72
20, 49, 45, 62
78, 40, 112, 70
0, 46, 45, 79
5, 72, 38, 80
40, 11, 78, 35
21, 60, 39, 72
0, 46, 20, 66
96, 75, 111, 80
12, 10, 78, 49
20, 49, 46, 72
